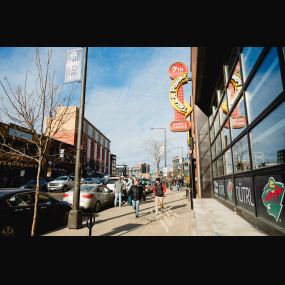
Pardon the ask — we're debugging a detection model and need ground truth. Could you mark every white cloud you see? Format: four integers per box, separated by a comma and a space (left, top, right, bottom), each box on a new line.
85, 47, 191, 169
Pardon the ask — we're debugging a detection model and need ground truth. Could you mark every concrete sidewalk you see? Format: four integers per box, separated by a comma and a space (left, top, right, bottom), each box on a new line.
43, 188, 267, 236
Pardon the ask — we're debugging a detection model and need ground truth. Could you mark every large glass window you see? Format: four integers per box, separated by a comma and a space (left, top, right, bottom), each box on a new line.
230, 95, 247, 140
221, 120, 231, 149
212, 160, 217, 178
215, 134, 222, 156
226, 61, 242, 112
214, 113, 220, 136
210, 127, 215, 144
232, 135, 251, 172
250, 102, 285, 169
219, 93, 227, 126
241, 47, 263, 81
245, 48, 283, 124
217, 156, 224, 177
224, 148, 233, 175
211, 143, 216, 161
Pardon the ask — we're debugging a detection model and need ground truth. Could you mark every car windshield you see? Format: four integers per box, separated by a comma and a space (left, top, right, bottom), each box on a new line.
94, 178, 102, 184
80, 185, 95, 192
107, 179, 119, 184
54, 176, 68, 181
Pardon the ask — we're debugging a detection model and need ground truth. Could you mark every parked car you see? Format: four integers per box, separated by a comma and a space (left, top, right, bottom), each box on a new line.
48, 175, 75, 192
20, 178, 49, 192
63, 184, 114, 212
0, 188, 71, 237
106, 177, 121, 192
82, 177, 102, 185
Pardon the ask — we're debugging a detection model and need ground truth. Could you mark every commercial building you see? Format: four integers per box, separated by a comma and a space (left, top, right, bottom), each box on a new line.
51, 106, 111, 176
131, 163, 150, 178
191, 47, 285, 235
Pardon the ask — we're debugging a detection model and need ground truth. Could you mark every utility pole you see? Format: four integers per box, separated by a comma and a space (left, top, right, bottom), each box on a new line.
68, 47, 88, 229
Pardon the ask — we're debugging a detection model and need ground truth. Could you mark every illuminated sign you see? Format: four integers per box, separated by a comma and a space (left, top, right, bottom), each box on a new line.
169, 120, 191, 132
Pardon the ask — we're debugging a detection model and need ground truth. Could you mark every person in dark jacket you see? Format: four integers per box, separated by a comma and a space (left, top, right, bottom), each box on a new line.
153, 177, 166, 215
128, 178, 143, 218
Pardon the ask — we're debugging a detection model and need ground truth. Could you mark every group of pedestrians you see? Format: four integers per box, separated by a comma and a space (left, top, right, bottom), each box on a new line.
113, 176, 166, 218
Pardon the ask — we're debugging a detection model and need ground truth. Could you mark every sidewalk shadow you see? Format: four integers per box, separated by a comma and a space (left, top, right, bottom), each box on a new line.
100, 223, 141, 236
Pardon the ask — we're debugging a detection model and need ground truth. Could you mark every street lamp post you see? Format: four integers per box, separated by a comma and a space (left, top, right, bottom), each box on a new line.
68, 47, 88, 229
150, 127, 166, 175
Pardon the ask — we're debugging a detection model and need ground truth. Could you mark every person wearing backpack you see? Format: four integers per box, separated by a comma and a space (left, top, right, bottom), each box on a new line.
128, 178, 143, 218
153, 177, 166, 215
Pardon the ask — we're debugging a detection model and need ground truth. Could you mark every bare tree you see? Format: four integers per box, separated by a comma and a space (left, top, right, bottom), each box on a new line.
141, 138, 164, 174
0, 48, 76, 236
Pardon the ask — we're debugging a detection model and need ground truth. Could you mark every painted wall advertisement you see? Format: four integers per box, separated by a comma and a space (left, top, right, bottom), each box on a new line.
255, 174, 285, 229
218, 179, 225, 200
225, 178, 235, 204
235, 177, 255, 213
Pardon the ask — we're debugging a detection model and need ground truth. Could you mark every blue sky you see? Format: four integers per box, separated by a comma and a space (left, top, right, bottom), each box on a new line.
0, 47, 191, 170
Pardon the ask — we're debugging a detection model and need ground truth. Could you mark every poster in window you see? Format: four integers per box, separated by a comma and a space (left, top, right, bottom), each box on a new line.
225, 178, 235, 204
218, 179, 225, 200
235, 177, 255, 213
213, 180, 219, 197
254, 174, 285, 230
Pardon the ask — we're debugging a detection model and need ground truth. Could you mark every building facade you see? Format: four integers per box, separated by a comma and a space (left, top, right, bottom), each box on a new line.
52, 106, 111, 176
191, 47, 285, 235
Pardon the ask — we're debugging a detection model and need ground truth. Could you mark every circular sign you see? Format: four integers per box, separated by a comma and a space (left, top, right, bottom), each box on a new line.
168, 62, 188, 79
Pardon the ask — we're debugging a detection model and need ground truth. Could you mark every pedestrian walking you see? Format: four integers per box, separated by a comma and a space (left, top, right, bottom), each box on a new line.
127, 176, 133, 205
153, 177, 166, 215
114, 177, 124, 207
175, 179, 180, 191
128, 178, 143, 218
121, 176, 128, 204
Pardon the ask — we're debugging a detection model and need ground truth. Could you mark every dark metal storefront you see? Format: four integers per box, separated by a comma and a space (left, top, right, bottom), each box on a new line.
193, 47, 285, 235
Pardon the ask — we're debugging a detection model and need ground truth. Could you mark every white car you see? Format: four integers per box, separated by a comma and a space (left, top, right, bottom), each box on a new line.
48, 175, 75, 192
106, 177, 121, 192
63, 184, 114, 212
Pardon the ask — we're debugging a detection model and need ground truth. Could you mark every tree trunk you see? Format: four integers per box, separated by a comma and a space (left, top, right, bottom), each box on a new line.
156, 162, 160, 174
31, 156, 42, 236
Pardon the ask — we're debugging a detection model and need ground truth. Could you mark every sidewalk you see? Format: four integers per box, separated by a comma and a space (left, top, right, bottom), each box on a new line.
43, 188, 267, 236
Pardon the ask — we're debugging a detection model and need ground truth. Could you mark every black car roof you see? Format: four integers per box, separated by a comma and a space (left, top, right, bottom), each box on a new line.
0, 188, 35, 195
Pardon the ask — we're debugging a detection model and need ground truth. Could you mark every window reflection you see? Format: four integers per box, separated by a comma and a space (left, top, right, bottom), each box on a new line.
211, 143, 216, 161
221, 120, 231, 149
214, 113, 220, 136
230, 95, 247, 140
245, 48, 283, 124
241, 47, 263, 81
212, 160, 217, 178
219, 93, 227, 126
226, 61, 242, 112
217, 156, 224, 177
216, 134, 222, 156
233, 135, 251, 172
250, 102, 285, 169
224, 148, 233, 175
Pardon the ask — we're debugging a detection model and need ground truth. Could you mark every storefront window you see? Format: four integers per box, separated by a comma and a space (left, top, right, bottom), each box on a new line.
221, 120, 231, 150
215, 133, 222, 156
219, 93, 227, 126
241, 47, 263, 81
224, 148, 233, 175
214, 113, 220, 137
212, 160, 217, 178
210, 126, 215, 144
230, 95, 247, 140
226, 61, 242, 112
250, 102, 285, 169
232, 135, 251, 172
211, 143, 216, 161
209, 113, 213, 127
217, 156, 224, 177
245, 48, 283, 124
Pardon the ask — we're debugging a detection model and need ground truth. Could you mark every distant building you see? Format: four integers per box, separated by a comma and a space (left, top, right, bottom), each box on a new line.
131, 163, 150, 178
277, 149, 285, 164
110, 154, 117, 176
49, 106, 111, 176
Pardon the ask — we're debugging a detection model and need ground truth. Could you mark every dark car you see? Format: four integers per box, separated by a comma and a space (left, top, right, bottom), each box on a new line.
0, 189, 71, 237
20, 178, 49, 192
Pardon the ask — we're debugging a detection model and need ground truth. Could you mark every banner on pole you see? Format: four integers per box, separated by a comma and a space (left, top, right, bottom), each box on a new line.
64, 48, 82, 83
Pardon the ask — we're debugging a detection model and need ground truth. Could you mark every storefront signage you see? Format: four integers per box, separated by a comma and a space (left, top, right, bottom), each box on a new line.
0, 160, 37, 168
262, 177, 285, 222
235, 177, 255, 213
170, 120, 191, 132
8, 128, 32, 140
168, 62, 192, 133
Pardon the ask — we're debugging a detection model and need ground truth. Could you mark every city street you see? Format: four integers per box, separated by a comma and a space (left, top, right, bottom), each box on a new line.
43, 188, 267, 236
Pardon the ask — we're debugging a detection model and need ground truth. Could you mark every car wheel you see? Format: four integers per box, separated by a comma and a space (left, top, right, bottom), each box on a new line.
62, 185, 68, 192
94, 201, 101, 213
0, 225, 16, 237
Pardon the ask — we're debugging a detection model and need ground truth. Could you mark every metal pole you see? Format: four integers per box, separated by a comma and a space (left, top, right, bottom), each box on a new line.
68, 47, 88, 229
